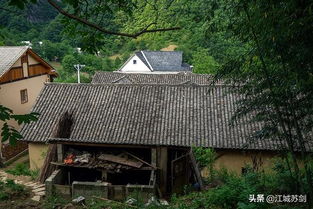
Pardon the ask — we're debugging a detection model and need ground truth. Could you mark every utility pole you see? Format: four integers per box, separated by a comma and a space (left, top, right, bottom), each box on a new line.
74, 64, 85, 83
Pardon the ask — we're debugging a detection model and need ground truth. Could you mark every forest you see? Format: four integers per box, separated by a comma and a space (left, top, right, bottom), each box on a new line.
0, 0, 313, 208
0, 0, 226, 82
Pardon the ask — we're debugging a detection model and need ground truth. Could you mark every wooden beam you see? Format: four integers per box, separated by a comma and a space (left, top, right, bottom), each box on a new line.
158, 147, 168, 195
52, 141, 152, 149
57, 144, 63, 162
151, 148, 157, 167
98, 154, 143, 168
125, 151, 157, 169
149, 170, 155, 186
189, 148, 204, 190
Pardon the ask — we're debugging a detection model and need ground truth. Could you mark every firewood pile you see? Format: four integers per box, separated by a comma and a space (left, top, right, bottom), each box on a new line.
59, 150, 151, 173
38, 144, 57, 183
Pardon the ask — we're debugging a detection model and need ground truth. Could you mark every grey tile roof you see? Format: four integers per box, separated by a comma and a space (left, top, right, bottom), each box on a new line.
135, 51, 191, 72
19, 83, 301, 151
92, 72, 219, 85
0, 46, 28, 77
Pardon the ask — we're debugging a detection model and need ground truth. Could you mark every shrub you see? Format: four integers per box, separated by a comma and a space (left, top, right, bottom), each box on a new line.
169, 158, 309, 209
7, 163, 31, 176
6, 163, 39, 180
0, 179, 27, 202
193, 147, 215, 168
43, 192, 67, 209
6, 179, 24, 193
193, 147, 216, 180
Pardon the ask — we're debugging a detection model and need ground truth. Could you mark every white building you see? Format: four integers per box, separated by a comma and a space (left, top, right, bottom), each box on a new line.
117, 51, 192, 74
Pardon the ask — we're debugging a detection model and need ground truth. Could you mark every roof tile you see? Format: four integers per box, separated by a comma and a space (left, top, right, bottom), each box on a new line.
0, 46, 28, 77
92, 72, 221, 85
20, 83, 297, 151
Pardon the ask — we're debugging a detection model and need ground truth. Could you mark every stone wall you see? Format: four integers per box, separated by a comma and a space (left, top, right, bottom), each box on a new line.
72, 181, 109, 199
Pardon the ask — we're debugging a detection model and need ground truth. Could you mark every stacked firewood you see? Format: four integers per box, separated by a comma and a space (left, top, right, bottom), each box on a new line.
38, 144, 57, 183
61, 152, 145, 173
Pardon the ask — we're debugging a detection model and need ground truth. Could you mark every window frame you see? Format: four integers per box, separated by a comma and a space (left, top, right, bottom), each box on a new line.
20, 89, 28, 104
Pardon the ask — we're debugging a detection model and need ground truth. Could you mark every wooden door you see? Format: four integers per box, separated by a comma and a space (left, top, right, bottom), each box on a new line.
171, 154, 189, 194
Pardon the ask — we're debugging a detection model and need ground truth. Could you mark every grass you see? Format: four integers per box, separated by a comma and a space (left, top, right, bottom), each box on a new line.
0, 179, 28, 201
6, 162, 40, 180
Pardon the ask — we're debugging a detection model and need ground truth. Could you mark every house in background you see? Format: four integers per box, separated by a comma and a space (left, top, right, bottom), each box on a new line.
0, 46, 57, 163
91, 71, 217, 85
117, 51, 192, 74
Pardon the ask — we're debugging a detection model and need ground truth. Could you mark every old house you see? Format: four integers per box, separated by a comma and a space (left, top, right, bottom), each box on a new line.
91, 71, 218, 85
20, 80, 291, 199
117, 51, 192, 73
0, 46, 57, 162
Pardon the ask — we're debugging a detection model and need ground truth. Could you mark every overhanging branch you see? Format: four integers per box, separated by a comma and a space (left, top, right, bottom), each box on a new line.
47, 0, 181, 38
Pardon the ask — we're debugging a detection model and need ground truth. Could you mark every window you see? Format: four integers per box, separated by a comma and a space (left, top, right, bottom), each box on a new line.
133, 59, 137, 64
20, 89, 28, 104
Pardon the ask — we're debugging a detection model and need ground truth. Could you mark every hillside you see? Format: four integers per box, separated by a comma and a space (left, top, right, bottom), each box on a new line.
0, 0, 239, 82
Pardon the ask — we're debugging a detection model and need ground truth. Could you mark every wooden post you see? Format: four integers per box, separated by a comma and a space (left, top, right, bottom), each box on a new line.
159, 147, 168, 195
57, 144, 63, 162
151, 148, 157, 167
189, 149, 204, 190
102, 170, 108, 181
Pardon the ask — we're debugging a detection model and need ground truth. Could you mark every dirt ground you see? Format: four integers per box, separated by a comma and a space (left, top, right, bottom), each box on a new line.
0, 190, 44, 209
0, 199, 43, 209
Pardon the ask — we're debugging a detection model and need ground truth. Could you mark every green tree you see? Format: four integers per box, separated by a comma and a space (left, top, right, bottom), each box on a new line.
32, 40, 72, 61
78, 54, 104, 74
212, 0, 313, 205
192, 48, 219, 74
7, 0, 180, 48
0, 105, 38, 146
61, 54, 78, 73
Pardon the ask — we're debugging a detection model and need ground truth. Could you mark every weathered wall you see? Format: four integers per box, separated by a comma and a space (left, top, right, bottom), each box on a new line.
0, 74, 48, 115
0, 75, 49, 159
201, 149, 277, 177
72, 181, 109, 199
28, 142, 49, 170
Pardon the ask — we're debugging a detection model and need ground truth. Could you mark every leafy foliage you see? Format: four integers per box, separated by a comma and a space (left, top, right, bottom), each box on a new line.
6, 163, 39, 180
0, 105, 39, 145
170, 158, 310, 209
210, 0, 313, 202
192, 48, 219, 74
0, 179, 27, 201
0, 0, 243, 77
193, 147, 216, 168
8, 0, 37, 9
